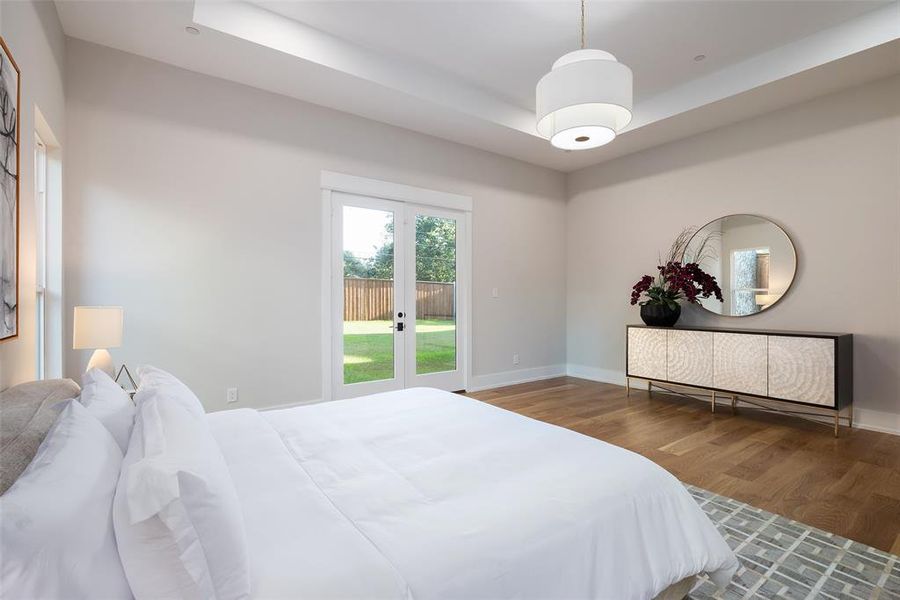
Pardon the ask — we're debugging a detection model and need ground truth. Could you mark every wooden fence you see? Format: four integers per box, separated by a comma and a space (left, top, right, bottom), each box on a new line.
344, 278, 455, 321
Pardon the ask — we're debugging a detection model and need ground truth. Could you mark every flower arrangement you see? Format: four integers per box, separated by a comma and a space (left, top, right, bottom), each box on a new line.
630, 228, 723, 323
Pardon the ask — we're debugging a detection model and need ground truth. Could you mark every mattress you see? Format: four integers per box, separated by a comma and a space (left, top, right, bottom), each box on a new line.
207, 387, 738, 599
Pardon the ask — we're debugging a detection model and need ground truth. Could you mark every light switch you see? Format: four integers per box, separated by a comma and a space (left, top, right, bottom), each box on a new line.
491, 287, 499, 298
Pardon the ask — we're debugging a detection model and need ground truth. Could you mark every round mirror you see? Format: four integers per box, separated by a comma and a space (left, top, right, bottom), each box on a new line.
684, 214, 796, 317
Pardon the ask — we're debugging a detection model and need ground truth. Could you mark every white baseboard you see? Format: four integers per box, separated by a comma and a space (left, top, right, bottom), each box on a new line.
565, 365, 900, 436
852, 408, 900, 435
258, 365, 568, 409
254, 366, 900, 437
259, 365, 567, 409
466, 364, 568, 392
565, 364, 626, 386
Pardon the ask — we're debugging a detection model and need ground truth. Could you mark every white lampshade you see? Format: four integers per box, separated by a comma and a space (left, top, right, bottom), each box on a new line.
73, 306, 124, 349
536, 49, 633, 150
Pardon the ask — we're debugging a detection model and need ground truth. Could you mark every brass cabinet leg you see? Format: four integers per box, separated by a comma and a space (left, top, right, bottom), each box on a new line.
647, 381, 652, 394
731, 395, 737, 415
711, 391, 716, 413
626, 378, 631, 397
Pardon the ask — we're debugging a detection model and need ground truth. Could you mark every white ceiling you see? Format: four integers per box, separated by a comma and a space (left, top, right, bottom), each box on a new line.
56, 0, 900, 172
257, 0, 886, 110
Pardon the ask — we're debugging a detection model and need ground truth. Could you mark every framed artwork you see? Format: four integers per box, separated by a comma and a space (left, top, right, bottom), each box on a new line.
0, 36, 19, 341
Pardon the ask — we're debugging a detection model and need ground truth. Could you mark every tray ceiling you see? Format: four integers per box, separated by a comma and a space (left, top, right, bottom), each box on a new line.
56, 0, 900, 171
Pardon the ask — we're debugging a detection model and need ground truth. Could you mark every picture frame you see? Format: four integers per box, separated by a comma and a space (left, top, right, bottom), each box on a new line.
1, 36, 19, 342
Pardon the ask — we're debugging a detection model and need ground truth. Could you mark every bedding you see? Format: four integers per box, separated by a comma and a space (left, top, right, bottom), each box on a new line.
0, 400, 132, 599
208, 387, 738, 600
134, 365, 205, 417
80, 367, 135, 452
208, 408, 412, 599
115, 392, 250, 600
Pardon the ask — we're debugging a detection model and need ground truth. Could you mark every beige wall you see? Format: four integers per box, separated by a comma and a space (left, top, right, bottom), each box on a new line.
64, 40, 568, 410
566, 75, 900, 432
0, 1, 66, 390
15, 32, 898, 432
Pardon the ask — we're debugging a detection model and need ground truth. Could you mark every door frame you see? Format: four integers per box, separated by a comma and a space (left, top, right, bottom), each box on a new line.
402, 202, 468, 392
320, 171, 473, 403
330, 192, 408, 399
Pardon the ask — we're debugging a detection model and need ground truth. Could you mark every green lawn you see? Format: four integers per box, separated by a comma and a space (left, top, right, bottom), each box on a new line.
344, 319, 456, 384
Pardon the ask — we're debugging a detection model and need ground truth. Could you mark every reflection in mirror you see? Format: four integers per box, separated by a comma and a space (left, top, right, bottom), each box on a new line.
684, 215, 796, 317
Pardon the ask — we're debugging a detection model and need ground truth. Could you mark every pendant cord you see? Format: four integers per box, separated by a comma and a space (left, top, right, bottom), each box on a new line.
580, 0, 585, 49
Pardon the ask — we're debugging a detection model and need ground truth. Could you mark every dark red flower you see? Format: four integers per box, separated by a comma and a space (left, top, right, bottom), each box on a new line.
629, 262, 722, 306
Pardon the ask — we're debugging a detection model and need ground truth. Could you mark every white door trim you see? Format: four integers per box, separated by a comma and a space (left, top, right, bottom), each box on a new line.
321, 171, 473, 212
321, 189, 333, 404
321, 172, 473, 402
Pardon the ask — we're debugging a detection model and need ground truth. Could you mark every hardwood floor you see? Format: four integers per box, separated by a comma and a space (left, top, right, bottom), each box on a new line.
467, 376, 900, 554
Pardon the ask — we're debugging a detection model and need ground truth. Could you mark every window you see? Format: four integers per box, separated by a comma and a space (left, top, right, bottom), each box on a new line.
731, 247, 770, 316
34, 134, 47, 379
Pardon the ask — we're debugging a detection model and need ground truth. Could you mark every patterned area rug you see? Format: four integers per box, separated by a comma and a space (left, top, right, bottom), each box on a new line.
686, 485, 900, 600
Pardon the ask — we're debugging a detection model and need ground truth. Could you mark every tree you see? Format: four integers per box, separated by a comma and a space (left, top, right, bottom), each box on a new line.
414, 216, 455, 283
370, 242, 394, 280
348, 216, 456, 282
343, 251, 372, 278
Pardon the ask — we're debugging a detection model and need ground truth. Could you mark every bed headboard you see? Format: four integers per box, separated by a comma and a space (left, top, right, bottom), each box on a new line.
0, 378, 81, 495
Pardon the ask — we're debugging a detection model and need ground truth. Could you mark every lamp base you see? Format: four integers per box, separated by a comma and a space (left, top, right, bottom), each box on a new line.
86, 348, 115, 378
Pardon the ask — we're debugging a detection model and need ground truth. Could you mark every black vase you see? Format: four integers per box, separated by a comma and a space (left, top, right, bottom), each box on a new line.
640, 303, 681, 327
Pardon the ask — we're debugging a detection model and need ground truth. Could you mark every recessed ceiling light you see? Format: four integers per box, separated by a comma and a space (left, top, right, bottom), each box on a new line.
693, 54, 706, 62
185, 26, 200, 35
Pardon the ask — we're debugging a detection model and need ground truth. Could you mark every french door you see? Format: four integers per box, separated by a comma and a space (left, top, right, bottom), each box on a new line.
331, 192, 467, 399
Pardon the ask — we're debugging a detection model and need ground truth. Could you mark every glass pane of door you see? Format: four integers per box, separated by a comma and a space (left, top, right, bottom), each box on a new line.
342, 205, 395, 384
414, 214, 456, 375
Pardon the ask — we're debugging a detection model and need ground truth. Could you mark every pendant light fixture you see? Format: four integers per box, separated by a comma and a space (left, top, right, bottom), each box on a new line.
536, 0, 632, 150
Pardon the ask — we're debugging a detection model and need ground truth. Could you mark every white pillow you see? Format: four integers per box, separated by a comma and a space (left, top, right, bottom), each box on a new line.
114, 394, 250, 600
81, 367, 136, 452
135, 365, 205, 416
0, 400, 132, 599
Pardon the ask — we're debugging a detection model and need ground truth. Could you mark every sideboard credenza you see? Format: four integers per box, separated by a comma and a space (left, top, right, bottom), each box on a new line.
625, 325, 853, 436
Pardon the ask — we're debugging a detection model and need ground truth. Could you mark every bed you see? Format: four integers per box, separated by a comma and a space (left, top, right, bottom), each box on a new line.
208, 387, 738, 599
1, 377, 738, 600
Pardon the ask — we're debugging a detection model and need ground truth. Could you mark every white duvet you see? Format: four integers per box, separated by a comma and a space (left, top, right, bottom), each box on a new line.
207, 388, 738, 600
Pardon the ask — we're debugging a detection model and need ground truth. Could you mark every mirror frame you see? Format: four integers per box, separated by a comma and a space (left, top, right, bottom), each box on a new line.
686, 213, 797, 317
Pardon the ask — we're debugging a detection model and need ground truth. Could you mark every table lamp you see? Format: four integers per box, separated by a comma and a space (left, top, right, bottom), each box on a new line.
73, 306, 124, 378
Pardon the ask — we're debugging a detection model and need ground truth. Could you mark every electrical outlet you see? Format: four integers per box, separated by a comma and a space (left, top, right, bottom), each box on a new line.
513, 353, 520, 366
226, 387, 238, 404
